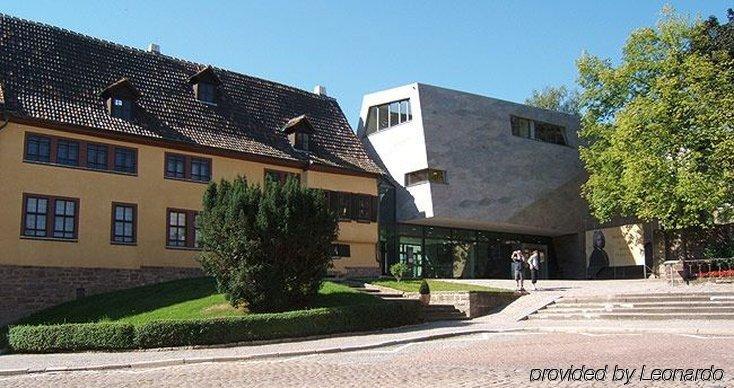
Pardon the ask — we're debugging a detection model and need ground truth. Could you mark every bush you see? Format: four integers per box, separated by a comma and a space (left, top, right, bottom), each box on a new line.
8, 303, 422, 353
9, 323, 135, 353
390, 262, 409, 282
419, 279, 430, 295
198, 176, 338, 313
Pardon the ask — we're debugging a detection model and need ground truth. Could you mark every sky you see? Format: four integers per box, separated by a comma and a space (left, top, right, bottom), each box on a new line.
1, 1, 731, 127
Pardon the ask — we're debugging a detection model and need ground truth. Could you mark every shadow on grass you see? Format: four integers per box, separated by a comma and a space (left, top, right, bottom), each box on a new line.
16, 277, 219, 326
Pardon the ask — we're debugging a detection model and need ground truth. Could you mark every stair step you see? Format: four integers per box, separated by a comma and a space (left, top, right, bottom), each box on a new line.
528, 312, 734, 320
561, 293, 734, 304
538, 306, 734, 315
549, 301, 734, 309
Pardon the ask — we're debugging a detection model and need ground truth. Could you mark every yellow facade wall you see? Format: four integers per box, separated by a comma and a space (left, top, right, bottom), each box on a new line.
0, 123, 379, 274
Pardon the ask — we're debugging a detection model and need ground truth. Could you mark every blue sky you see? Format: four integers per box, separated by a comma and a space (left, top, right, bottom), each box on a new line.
1, 1, 731, 127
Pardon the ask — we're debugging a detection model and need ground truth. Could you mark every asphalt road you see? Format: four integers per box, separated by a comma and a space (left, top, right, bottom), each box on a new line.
1, 332, 732, 387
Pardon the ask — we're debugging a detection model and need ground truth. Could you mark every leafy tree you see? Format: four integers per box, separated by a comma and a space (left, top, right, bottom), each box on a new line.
525, 85, 580, 115
577, 8, 734, 230
693, 8, 734, 60
197, 176, 338, 313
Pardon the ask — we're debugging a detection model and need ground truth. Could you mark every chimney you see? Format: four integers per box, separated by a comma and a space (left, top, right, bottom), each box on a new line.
313, 85, 327, 96
147, 43, 160, 54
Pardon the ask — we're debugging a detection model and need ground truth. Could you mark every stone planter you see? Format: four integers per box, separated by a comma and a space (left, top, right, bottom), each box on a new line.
404, 291, 520, 318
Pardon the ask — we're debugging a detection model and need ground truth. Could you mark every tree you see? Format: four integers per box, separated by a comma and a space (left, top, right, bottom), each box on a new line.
693, 8, 734, 60
577, 8, 734, 230
524, 85, 580, 115
197, 176, 338, 313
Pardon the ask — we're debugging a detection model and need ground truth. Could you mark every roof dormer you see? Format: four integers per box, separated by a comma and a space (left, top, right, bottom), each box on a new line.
188, 66, 221, 105
282, 115, 315, 152
100, 78, 140, 121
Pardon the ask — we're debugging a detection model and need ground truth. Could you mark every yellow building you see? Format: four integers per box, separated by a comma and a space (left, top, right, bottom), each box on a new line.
0, 15, 383, 323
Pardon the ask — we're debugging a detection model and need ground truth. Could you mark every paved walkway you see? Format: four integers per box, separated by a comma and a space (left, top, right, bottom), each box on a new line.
1, 279, 733, 376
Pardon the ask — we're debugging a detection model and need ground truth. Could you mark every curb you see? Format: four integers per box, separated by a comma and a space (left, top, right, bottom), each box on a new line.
0, 328, 524, 377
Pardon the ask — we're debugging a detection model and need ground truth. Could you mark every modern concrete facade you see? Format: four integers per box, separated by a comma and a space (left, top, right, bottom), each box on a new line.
359, 83, 589, 279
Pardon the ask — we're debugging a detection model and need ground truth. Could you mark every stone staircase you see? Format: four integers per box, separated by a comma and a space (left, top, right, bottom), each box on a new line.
335, 279, 468, 321
527, 292, 734, 321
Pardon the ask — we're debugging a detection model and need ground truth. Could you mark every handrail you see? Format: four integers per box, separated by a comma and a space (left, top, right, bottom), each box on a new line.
662, 257, 734, 285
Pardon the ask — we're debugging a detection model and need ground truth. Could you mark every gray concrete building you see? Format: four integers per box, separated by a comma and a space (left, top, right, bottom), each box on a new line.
358, 83, 590, 279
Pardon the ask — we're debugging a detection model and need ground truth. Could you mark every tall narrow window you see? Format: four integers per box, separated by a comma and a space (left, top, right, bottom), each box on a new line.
25, 135, 51, 162
87, 144, 109, 170
24, 196, 48, 237
114, 147, 137, 173
167, 210, 187, 247
53, 200, 77, 238
112, 203, 136, 244
355, 195, 371, 221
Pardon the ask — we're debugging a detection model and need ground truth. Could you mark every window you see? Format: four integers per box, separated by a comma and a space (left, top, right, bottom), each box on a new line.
111, 203, 136, 244
166, 209, 199, 249
87, 144, 109, 170
294, 132, 310, 151
365, 99, 412, 134
510, 115, 567, 146
23, 196, 48, 237
405, 169, 447, 186
53, 199, 77, 238
114, 147, 137, 174
56, 140, 79, 166
111, 98, 133, 120
164, 153, 212, 183
264, 169, 300, 185
190, 158, 211, 182
354, 195, 372, 221
325, 191, 379, 222
22, 194, 79, 240
24, 133, 137, 175
331, 243, 351, 258
25, 135, 51, 162
166, 154, 186, 179
196, 82, 216, 104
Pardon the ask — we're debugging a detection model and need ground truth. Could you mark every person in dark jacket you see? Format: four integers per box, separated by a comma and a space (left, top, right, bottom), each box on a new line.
511, 249, 526, 291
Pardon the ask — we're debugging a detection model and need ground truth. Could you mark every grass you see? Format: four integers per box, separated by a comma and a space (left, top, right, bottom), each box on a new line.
15, 277, 383, 326
367, 278, 512, 293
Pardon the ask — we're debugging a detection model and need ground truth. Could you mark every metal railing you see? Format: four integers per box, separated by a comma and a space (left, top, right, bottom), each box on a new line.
662, 257, 734, 285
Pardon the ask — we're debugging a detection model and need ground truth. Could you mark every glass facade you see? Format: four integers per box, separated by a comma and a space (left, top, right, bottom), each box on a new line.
382, 221, 553, 279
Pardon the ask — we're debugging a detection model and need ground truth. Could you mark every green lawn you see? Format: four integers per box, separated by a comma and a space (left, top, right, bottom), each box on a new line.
368, 279, 511, 293
16, 277, 383, 326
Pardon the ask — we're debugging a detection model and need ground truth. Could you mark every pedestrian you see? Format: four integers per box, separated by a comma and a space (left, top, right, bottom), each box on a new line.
528, 250, 540, 290
511, 248, 526, 292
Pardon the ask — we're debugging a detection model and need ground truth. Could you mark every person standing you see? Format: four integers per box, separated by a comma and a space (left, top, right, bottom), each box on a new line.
511, 249, 526, 292
528, 250, 541, 290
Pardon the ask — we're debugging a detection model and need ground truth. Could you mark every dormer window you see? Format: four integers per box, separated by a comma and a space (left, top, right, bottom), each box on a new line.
281, 115, 315, 152
111, 97, 133, 120
100, 78, 140, 121
189, 66, 221, 105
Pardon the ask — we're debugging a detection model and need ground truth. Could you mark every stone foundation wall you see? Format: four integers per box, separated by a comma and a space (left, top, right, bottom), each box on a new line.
0, 265, 203, 325
403, 291, 519, 318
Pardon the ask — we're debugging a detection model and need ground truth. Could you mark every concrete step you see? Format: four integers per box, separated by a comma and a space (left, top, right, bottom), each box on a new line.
560, 293, 734, 304
547, 301, 734, 309
528, 312, 734, 320
537, 306, 734, 315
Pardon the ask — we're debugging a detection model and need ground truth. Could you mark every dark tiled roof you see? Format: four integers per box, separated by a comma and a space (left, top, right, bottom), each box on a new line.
0, 14, 382, 175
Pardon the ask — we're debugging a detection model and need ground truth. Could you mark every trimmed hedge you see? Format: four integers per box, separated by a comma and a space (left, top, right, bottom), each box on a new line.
9, 323, 135, 353
9, 302, 421, 353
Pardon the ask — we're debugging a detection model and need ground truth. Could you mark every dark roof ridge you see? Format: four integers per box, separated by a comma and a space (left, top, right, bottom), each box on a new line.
0, 13, 335, 103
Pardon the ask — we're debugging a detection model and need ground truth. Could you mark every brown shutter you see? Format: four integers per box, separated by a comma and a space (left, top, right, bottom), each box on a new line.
370, 195, 379, 222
